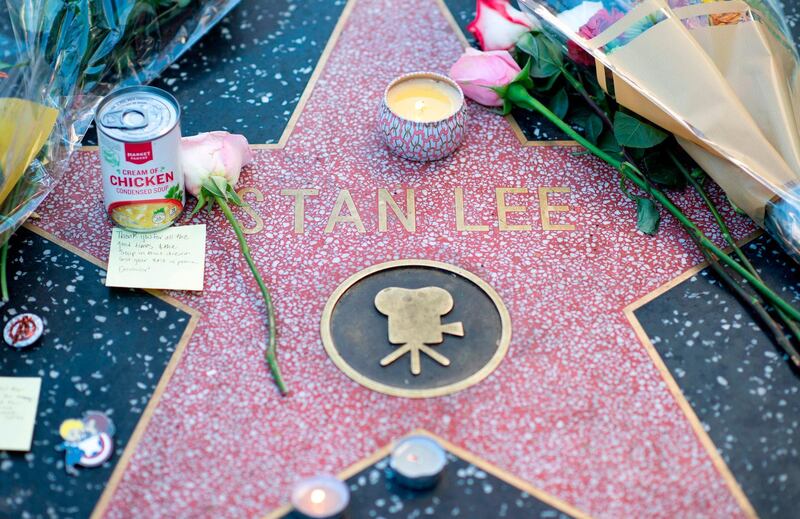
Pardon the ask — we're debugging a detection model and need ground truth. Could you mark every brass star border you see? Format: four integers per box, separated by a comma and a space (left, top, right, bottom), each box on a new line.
623, 231, 763, 519
263, 428, 593, 519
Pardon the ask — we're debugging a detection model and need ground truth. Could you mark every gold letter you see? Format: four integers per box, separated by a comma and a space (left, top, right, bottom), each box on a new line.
280, 188, 319, 234
237, 187, 265, 235
495, 187, 532, 231
538, 187, 575, 231
325, 189, 366, 233
454, 187, 489, 232
378, 188, 416, 232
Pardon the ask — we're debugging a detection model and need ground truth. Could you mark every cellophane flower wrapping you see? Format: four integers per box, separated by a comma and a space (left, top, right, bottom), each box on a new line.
518, 0, 800, 262
0, 0, 241, 244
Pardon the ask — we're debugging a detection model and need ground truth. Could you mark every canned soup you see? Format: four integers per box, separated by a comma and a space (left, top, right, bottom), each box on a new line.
97, 86, 185, 232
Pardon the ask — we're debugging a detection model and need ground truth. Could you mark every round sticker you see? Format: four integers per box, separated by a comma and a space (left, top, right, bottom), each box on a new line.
4, 313, 44, 349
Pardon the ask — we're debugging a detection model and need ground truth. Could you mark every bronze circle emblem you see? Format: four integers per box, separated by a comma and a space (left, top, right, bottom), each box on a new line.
320, 260, 511, 398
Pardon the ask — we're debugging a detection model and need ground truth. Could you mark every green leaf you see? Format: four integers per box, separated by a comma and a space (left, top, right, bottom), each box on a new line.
492, 84, 509, 99
211, 176, 230, 200
584, 73, 606, 102
202, 177, 225, 198
690, 167, 706, 185
516, 33, 537, 57
598, 129, 622, 157
636, 197, 661, 235
191, 190, 208, 216
572, 110, 603, 144
642, 151, 685, 188
501, 99, 513, 116
613, 112, 668, 148
548, 88, 569, 119
530, 35, 563, 79
510, 59, 533, 90
517, 33, 562, 78
533, 70, 561, 92
227, 184, 245, 207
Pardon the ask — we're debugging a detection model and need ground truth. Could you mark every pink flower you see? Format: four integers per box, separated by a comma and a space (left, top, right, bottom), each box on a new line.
567, 8, 625, 66
449, 48, 522, 106
579, 8, 624, 39
467, 0, 538, 51
180, 131, 253, 197
567, 40, 594, 67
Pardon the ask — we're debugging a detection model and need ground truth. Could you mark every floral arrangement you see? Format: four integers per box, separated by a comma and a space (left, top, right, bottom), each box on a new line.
453, 0, 800, 363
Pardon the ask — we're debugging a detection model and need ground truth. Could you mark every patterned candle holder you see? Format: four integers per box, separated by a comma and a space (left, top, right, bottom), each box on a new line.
378, 72, 468, 162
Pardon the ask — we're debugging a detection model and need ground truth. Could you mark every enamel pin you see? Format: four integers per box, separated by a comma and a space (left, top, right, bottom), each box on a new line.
4, 313, 44, 349
57, 411, 115, 475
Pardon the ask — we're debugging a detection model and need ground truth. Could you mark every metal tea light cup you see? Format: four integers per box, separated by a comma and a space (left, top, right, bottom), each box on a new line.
378, 72, 468, 161
388, 435, 447, 489
290, 474, 350, 519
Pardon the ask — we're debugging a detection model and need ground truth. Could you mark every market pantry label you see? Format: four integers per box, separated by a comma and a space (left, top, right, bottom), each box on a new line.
235, 186, 577, 235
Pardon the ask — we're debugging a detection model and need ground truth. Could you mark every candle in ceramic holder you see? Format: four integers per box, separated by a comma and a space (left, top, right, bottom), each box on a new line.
378, 72, 468, 162
388, 435, 447, 489
290, 475, 350, 519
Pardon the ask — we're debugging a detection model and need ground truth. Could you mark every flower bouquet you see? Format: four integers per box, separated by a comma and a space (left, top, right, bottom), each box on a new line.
0, 0, 241, 257
453, 0, 800, 363
519, 0, 800, 259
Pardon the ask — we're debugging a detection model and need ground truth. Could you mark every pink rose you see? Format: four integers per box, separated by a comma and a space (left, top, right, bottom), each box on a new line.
467, 0, 538, 51
449, 48, 521, 106
180, 131, 253, 197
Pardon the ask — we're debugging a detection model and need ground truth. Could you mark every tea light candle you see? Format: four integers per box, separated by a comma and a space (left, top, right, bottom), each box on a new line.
389, 435, 447, 489
378, 71, 468, 161
386, 77, 462, 123
290, 475, 350, 519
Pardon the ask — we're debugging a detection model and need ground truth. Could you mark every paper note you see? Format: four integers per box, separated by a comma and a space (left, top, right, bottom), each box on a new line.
105, 225, 206, 291
0, 377, 42, 451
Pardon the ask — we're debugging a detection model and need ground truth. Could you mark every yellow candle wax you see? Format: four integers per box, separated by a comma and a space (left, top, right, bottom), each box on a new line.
386, 78, 461, 123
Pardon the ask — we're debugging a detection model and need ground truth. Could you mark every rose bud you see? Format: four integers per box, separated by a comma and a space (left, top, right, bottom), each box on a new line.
180, 131, 253, 197
467, 0, 538, 51
449, 48, 522, 107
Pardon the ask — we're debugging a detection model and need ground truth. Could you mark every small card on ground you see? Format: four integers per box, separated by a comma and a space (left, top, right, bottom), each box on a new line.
0, 376, 42, 451
105, 225, 206, 291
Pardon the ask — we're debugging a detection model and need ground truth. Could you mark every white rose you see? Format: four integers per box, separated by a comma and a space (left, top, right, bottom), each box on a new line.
180, 131, 253, 197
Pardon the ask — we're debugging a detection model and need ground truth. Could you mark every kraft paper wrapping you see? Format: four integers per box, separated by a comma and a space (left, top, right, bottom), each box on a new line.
587, 0, 800, 224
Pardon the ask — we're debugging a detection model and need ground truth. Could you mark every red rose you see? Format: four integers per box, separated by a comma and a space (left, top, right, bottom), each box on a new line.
467, 0, 538, 51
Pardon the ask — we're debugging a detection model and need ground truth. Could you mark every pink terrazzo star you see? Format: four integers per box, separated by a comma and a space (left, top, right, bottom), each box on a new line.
37, 0, 756, 517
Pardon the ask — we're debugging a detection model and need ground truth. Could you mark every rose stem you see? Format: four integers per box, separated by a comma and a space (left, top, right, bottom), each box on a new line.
695, 239, 799, 362
0, 240, 8, 301
506, 83, 800, 322
669, 152, 800, 363
215, 195, 288, 395
558, 67, 800, 353
560, 66, 614, 129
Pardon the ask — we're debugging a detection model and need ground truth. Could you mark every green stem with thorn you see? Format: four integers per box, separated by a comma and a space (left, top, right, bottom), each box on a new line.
669, 152, 800, 363
215, 195, 287, 395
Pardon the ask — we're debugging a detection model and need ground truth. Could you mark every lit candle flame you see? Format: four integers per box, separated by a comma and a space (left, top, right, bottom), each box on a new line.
414, 100, 426, 113
310, 489, 326, 504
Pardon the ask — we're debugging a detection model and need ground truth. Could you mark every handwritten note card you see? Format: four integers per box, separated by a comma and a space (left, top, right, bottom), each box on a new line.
0, 377, 42, 451
106, 225, 206, 291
